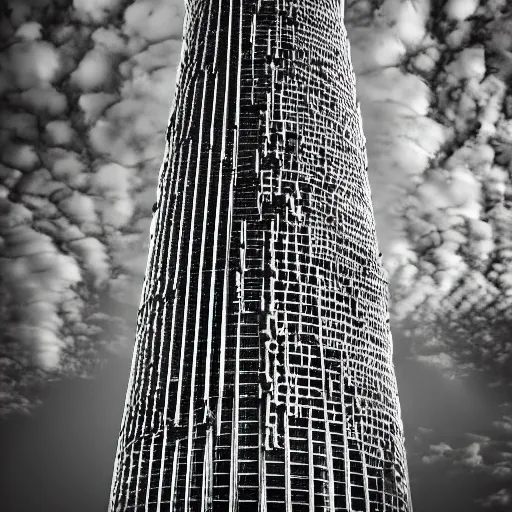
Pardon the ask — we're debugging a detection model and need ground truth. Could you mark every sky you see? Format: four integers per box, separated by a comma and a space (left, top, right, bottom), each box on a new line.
0, 0, 511, 510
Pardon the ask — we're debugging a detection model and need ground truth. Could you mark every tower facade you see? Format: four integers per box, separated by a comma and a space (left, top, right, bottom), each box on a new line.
109, 1, 412, 511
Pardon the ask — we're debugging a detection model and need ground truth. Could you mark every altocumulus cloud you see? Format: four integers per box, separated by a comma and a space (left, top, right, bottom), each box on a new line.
370, 0, 512, 387
0, 0, 184, 414
1, 1, 512, 504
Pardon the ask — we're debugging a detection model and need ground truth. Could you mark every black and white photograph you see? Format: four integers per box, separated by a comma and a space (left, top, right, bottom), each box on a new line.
0, 1, 511, 511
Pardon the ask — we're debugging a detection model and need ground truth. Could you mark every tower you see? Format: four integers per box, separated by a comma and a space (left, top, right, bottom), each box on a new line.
109, 1, 412, 511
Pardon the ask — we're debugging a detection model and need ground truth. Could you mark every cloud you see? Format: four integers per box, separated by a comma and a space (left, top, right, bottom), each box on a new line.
414, 352, 456, 373
359, 2, 512, 386
72, 0, 124, 24
480, 489, 512, 509
70, 48, 114, 92
0, 40, 61, 91
494, 417, 512, 435
422, 442, 453, 464
421, 438, 487, 469
416, 421, 512, 504
123, 0, 184, 43
444, 0, 479, 22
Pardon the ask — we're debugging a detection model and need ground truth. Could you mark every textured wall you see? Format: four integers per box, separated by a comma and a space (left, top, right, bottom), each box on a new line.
109, 1, 411, 510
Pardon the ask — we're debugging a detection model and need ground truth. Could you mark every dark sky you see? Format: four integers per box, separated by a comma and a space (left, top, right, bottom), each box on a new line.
0, 351, 129, 512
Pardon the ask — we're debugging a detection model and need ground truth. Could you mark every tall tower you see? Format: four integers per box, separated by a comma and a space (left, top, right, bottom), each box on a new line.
109, 1, 412, 511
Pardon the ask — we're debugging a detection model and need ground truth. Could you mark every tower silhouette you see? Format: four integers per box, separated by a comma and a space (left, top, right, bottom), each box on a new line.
109, 1, 412, 510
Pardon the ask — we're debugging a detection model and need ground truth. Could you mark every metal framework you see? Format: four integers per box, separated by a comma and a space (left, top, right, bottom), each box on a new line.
109, 1, 412, 510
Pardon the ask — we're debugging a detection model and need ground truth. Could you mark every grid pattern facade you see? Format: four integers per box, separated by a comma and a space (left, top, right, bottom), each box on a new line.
109, 1, 412, 510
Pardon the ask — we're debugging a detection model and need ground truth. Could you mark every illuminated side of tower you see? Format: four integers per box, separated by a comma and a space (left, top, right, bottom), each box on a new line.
109, 1, 412, 511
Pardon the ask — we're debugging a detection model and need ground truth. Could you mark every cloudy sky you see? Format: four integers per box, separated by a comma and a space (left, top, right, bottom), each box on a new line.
0, 0, 511, 510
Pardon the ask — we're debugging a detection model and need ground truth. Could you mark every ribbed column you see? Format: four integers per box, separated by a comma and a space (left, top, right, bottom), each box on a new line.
109, 1, 412, 511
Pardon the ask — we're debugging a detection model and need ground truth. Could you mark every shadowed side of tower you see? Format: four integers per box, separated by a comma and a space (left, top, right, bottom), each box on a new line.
109, 1, 412, 511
